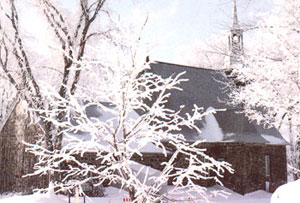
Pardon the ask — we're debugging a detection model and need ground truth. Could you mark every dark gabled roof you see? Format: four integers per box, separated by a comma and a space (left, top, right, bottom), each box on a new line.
147, 61, 287, 145
150, 62, 230, 110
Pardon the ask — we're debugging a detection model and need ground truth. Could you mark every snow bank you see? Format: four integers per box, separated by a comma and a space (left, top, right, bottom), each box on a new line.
271, 179, 300, 203
0, 186, 272, 203
200, 107, 224, 142
0, 187, 129, 203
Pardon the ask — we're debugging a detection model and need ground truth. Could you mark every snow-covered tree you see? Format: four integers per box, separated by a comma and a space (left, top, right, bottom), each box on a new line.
0, 1, 233, 200
228, 0, 300, 179
177, 32, 228, 69
25, 14, 233, 202
0, 0, 108, 156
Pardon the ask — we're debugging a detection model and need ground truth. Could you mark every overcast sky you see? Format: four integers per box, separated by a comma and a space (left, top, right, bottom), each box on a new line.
22, 0, 274, 65
110, 0, 273, 64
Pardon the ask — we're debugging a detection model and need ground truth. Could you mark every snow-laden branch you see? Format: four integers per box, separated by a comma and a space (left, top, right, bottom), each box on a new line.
25, 18, 233, 201
227, 0, 300, 180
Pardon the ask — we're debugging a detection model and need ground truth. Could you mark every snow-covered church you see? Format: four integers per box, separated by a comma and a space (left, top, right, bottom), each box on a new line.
135, 1, 288, 194
0, 0, 288, 196
139, 61, 287, 194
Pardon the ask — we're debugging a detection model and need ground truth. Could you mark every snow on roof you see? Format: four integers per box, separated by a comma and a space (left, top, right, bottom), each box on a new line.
193, 107, 286, 145
191, 106, 287, 145
130, 161, 161, 177
138, 142, 167, 153
278, 124, 292, 144
148, 62, 288, 145
63, 102, 167, 154
261, 134, 289, 145
198, 107, 224, 142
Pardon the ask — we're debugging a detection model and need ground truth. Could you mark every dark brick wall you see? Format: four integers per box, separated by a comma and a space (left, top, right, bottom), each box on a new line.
132, 142, 287, 195
187, 143, 266, 194
265, 145, 287, 192
132, 153, 171, 171
34, 142, 287, 196
204, 142, 253, 194
242, 144, 266, 194
0, 101, 48, 194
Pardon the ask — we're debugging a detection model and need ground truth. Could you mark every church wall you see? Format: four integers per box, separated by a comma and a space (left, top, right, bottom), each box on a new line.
0, 101, 48, 194
0, 105, 18, 193
191, 142, 265, 194
197, 143, 286, 194
133, 142, 286, 195
265, 145, 287, 192
242, 144, 266, 194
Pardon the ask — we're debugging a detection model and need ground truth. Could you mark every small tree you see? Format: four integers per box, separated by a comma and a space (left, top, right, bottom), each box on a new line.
26, 16, 233, 202
228, 0, 300, 179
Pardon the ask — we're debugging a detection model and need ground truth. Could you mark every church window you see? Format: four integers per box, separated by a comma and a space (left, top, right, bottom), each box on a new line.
265, 155, 270, 177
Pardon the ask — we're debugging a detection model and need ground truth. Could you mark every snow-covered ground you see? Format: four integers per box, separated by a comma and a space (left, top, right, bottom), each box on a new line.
0, 186, 272, 203
271, 179, 300, 203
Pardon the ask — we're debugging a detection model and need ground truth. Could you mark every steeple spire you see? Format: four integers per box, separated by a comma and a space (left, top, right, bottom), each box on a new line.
225, 0, 244, 77
228, 0, 243, 65
232, 0, 239, 29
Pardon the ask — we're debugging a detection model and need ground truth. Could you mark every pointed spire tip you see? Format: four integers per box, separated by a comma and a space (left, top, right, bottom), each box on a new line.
232, 0, 239, 29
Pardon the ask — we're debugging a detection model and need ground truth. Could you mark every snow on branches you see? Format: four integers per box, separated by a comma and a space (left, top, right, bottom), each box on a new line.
26, 16, 232, 202
228, 0, 300, 179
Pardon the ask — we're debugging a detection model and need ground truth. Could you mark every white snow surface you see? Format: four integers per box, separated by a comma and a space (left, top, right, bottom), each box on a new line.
138, 141, 167, 153
199, 107, 224, 142
271, 179, 300, 203
261, 134, 287, 145
129, 161, 161, 186
0, 185, 272, 203
278, 124, 292, 144
130, 162, 161, 177
62, 104, 166, 153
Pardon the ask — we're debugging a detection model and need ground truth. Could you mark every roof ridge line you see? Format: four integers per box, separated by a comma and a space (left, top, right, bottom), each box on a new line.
153, 61, 223, 71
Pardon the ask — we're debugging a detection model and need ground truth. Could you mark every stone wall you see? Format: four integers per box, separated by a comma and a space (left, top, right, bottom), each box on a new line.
49, 142, 287, 196
265, 145, 287, 192
203, 142, 254, 194
133, 142, 286, 195
132, 153, 171, 171
0, 101, 48, 194
241, 144, 266, 194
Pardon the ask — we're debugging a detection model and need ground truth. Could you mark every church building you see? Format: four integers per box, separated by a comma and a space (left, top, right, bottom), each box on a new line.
0, 0, 288, 196
137, 0, 288, 194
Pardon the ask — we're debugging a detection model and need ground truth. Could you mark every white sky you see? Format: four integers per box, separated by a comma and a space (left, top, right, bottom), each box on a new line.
21, 0, 274, 64
109, 0, 274, 63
